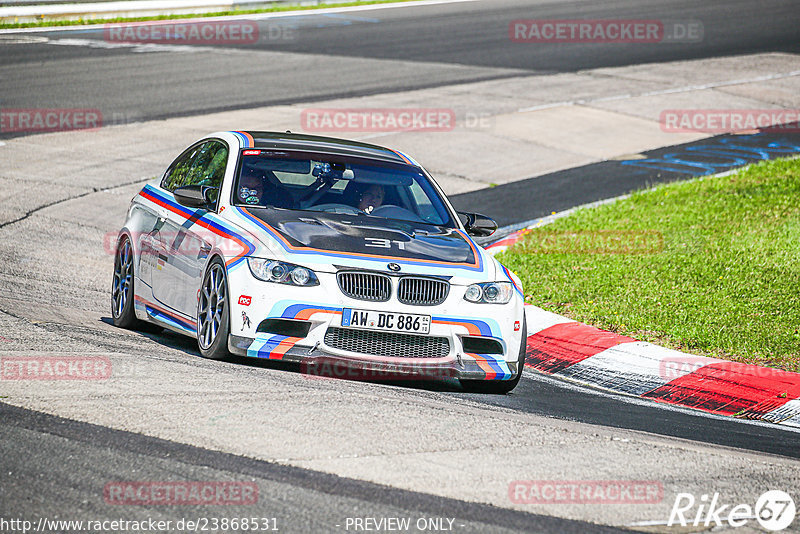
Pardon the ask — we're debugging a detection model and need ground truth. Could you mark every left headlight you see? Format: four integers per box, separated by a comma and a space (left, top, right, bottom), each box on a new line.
247, 258, 319, 286
463, 282, 514, 304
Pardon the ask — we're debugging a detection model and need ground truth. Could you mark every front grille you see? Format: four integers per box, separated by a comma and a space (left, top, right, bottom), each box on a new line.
324, 327, 450, 359
397, 277, 449, 306
337, 271, 391, 302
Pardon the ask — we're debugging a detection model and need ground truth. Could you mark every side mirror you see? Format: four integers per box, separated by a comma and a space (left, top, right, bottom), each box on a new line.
458, 212, 498, 238
173, 185, 218, 209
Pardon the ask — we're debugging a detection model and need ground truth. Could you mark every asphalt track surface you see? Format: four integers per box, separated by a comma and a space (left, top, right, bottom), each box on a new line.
2, 1, 800, 532
0, 403, 626, 534
0, 0, 799, 128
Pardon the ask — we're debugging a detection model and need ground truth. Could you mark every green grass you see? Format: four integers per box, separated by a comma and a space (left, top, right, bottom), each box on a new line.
499, 157, 800, 372
0, 0, 415, 29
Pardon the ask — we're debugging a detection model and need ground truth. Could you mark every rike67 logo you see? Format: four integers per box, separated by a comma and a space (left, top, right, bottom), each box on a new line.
669, 490, 796, 531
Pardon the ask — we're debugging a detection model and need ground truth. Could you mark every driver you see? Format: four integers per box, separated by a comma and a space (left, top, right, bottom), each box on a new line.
357, 184, 385, 214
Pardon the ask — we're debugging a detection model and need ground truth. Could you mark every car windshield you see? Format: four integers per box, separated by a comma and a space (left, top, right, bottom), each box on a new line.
233, 151, 455, 226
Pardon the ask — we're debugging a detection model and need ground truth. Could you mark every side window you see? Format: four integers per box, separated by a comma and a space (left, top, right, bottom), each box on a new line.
161, 140, 229, 192
185, 141, 228, 188
162, 145, 200, 192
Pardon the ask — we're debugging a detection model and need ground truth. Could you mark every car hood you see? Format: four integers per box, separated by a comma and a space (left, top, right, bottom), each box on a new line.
236, 207, 491, 276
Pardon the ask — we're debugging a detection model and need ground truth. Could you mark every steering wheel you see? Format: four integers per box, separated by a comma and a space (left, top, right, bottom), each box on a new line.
305, 203, 360, 215
370, 204, 425, 222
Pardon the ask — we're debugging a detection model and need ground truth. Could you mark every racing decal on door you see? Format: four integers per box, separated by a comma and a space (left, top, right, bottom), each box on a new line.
138, 185, 255, 270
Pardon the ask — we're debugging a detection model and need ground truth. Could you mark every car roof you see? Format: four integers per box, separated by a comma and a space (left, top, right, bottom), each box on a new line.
237, 131, 414, 165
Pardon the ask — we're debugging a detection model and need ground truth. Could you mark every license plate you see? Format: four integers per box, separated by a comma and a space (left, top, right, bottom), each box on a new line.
342, 308, 431, 335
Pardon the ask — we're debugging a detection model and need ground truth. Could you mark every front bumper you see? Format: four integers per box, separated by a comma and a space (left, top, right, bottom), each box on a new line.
228, 333, 519, 381
227, 268, 525, 382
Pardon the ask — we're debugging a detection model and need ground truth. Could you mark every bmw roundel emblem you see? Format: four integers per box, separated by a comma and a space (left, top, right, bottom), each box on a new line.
387, 263, 401, 272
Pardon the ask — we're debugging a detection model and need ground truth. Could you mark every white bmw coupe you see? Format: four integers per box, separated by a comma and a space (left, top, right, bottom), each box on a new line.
112, 131, 526, 393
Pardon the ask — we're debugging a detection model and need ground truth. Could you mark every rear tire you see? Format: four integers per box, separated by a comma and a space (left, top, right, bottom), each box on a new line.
197, 258, 231, 360
111, 236, 140, 329
460, 316, 527, 394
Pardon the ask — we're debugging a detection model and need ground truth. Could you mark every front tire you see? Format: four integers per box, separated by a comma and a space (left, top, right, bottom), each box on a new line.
460, 316, 527, 394
111, 235, 140, 329
197, 258, 231, 360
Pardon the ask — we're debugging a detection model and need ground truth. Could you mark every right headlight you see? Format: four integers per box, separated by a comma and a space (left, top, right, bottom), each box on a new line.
463, 282, 513, 304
